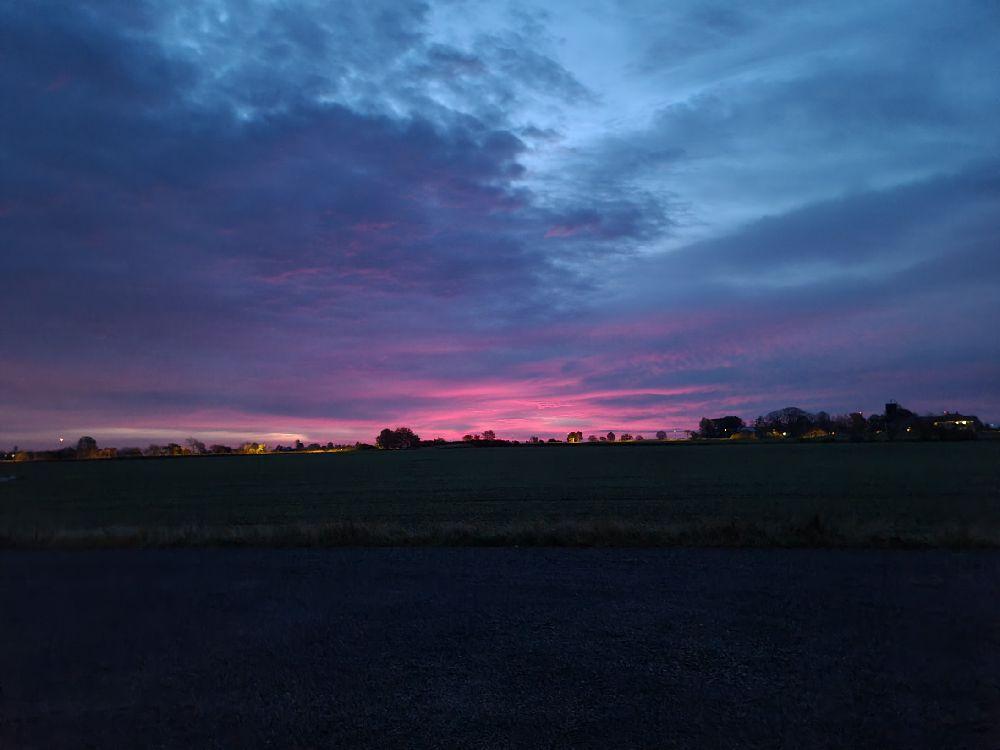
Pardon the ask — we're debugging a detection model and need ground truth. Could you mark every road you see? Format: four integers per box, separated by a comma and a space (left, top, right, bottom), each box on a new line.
2, 549, 998, 748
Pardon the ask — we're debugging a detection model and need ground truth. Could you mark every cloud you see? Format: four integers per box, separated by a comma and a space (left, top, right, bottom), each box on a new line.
1, 0, 999, 446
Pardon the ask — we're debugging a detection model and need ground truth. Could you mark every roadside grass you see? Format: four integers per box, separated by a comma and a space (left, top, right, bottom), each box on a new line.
4, 516, 999, 549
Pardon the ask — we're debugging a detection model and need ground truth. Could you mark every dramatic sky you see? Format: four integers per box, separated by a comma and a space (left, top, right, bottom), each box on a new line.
2, 0, 999, 447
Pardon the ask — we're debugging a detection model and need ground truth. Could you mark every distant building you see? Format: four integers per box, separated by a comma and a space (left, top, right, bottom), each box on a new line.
885, 402, 981, 440
802, 428, 831, 440
921, 412, 982, 436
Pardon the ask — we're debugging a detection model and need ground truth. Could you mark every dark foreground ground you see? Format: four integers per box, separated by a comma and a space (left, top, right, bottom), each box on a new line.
2, 549, 998, 748
4, 442, 1000, 547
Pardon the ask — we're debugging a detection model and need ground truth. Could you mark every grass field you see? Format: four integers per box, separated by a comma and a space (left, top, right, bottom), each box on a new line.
2, 442, 999, 548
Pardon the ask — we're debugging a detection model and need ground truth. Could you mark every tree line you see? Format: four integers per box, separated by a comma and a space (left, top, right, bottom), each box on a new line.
697, 403, 985, 441
4, 402, 988, 462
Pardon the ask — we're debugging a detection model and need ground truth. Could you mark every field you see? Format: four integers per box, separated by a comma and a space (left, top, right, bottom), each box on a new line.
2, 442, 999, 547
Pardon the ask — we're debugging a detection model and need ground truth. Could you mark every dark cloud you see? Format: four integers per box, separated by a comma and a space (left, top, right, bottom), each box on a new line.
1, 0, 999, 445
644, 164, 1000, 283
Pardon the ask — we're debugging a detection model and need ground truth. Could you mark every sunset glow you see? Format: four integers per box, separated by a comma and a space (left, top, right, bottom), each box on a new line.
2, 1, 998, 447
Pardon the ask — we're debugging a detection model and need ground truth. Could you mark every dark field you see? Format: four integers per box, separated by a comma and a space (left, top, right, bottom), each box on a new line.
2, 442, 999, 547
2, 548, 998, 748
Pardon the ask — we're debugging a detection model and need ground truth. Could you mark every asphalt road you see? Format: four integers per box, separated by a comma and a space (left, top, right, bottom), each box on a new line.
1, 549, 998, 748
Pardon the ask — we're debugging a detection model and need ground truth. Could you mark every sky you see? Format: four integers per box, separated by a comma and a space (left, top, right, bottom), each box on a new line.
2, 0, 999, 447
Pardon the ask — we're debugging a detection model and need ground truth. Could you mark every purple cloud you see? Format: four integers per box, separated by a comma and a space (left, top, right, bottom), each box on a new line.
1, 0, 998, 447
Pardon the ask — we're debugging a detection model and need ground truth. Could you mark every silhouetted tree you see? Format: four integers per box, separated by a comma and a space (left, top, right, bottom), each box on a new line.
849, 412, 866, 440
756, 408, 813, 438
481, 429, 496, 441
376, 427, 420, 450
76, 436, 98, 459
395, 427, 419, 447
185, 438, 206, 455
867, 413, 886, 436
607, 431, 616, 442
656, 430, 667, 440
699, 416, 745, 438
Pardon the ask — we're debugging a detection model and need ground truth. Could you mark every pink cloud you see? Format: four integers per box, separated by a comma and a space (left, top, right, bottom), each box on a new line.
544, 221, 597, 239
45, 73, 72, 92
260, 267, 326, 284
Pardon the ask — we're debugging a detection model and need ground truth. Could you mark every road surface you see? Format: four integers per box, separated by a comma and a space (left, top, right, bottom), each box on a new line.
2, 549, 998, 748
